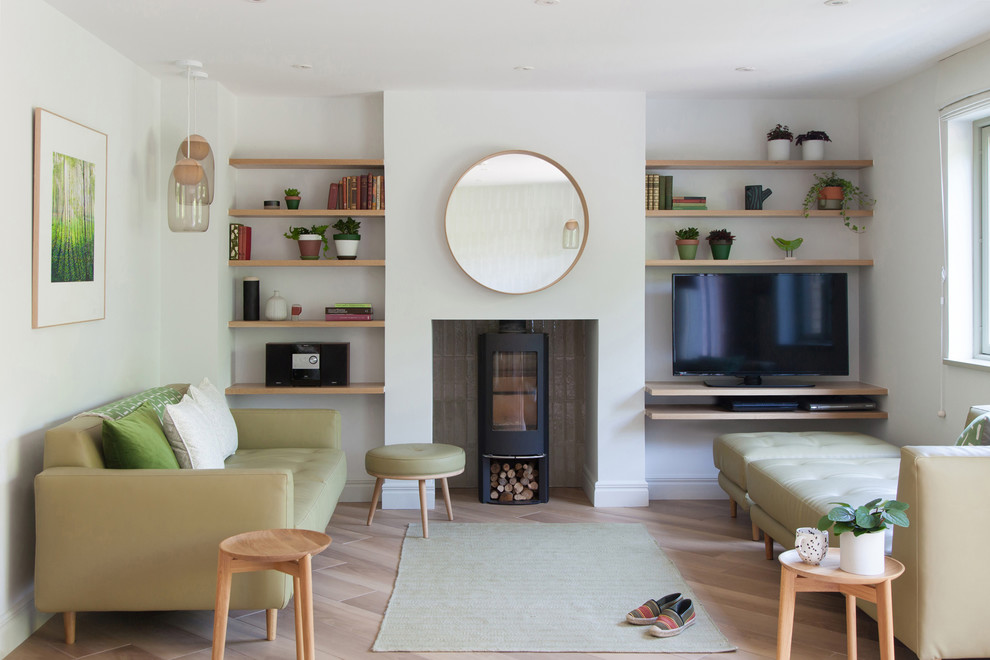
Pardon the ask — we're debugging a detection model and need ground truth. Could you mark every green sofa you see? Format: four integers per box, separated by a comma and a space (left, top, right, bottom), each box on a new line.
34, 384, 346, 644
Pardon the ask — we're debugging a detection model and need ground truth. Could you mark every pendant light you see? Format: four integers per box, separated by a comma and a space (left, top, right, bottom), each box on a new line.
168, 60, 210, 232
174, 62, 215, 204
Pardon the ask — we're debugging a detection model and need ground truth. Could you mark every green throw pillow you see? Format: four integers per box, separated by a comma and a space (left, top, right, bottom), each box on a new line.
102, 402, 180, 469
955, 413, 990, 446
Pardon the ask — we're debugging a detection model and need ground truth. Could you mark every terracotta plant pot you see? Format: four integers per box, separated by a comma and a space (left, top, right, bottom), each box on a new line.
675, 239, 699, 260
285, 195, 301, 210
817, 186, 844, 210
297, 234, 322, 260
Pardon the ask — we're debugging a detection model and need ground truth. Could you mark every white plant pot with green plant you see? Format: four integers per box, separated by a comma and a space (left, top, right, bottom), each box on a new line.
817, 498, 910, 575
796, 131, 831, 160
331, 217, 361, 260
766, 124, 793, 161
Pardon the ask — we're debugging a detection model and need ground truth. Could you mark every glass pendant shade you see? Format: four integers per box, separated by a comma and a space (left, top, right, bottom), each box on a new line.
168, 163, 210, 232
562, 219, 580, 249
176, 135, 215, 203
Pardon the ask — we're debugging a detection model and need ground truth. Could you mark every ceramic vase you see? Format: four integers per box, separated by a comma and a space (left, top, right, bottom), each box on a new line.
767, 139, 791, 161
675, 239, 699, 260
264, 290, 289, 321
333, 235, 360, 260
297, 234, 322, 260
795, 527, 829, 565
801, 139, 826, 160
839, 530, 886, 575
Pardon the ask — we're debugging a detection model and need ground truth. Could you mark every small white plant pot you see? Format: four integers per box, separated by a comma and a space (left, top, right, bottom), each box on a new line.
838, 530, 886, 575
801, 140, 826, 160
767, 139, 791, 161
333, 235, 360, 260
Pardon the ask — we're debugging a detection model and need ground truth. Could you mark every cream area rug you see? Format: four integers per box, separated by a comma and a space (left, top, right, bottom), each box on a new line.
372, 522, 735, 653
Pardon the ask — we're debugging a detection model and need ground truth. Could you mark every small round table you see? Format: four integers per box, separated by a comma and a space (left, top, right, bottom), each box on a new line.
212, 529, 331, 660
777, 548, 904, 660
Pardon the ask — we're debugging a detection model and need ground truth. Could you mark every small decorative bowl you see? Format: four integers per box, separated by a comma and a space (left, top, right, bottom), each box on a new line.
263, 200, 281, 209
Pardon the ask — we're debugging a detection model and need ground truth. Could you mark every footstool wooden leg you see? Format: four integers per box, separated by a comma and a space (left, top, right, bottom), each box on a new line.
212, 549, 233, 660
294, 577, 304, 660
63, 612, 76, 645
298, 554, 316, 660
367, 477, 384, 525
846, 593, 858, 660
441, 477, 454, 521
266, 609, 277, 641
419, 479, 429, 538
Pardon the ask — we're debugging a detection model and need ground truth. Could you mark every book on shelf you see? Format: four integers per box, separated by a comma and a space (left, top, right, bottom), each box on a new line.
327, 182, 339, 210
672, 196, 706, 203
229, 223, 252, 259
229, 223, 243, 259
663, 175, 672, 210
330, 302, 373, 308
328, 173, 385, 210
324, 313, 374, 321
326, 305, 373, 315
645, 174, 672, 211
671, 204, 708, 210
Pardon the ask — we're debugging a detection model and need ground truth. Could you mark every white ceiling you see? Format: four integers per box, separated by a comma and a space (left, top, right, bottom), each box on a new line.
42, 0, 990, 99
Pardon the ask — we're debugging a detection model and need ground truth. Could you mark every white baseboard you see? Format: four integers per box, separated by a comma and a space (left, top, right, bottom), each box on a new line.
380, 480, 435, 510
647, 476, 724, 500
0, 591, 49, 658
340, 479, 377, 503
585, 467, 650, 507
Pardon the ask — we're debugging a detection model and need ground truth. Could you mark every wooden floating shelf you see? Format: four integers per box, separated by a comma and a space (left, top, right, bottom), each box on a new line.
226, 382, 385, 395
229, 208, 384, 218
645, 159, 874, 170
645, 381, 888, 397
646, 259, 874, 267
229, 320, 384, 328
229, 260, 385, 267
646, 209, 873, 218
644, 404, 888, 420
229, 158, 384, 170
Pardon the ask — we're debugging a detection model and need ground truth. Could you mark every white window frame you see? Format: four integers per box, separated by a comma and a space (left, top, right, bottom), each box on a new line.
978, 119, 990, 358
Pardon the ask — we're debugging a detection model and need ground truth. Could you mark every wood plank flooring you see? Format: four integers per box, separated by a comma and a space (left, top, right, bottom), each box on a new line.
8, 489, 919, 659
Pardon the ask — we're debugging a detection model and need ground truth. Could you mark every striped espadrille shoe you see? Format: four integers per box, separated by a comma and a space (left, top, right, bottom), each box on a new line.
625, 593, 682, 625
648, 598, 696, 637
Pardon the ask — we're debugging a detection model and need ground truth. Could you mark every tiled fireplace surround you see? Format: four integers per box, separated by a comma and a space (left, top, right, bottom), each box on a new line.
432, 320, 590, 491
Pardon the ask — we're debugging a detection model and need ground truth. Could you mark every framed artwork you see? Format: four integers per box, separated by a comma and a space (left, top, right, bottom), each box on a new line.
33, 108, 107, 328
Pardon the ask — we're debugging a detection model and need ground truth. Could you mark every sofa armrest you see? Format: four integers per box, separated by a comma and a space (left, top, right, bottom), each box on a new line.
230, 408, 341, 450
35, 466, 295, 613
892, 445, 990, 660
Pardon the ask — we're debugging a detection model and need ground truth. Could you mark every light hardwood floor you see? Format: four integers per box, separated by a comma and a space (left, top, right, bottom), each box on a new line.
8, 489, 919, 659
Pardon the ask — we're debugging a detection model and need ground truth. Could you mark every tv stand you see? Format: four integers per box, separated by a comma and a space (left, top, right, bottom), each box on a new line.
703, 376, 816, 388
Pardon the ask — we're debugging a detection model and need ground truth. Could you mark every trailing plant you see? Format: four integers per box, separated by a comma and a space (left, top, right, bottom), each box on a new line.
674, 227, 700, 240
795, 130, 831, 145
706, 228, 735, 243
284, 188, 301, 197
766, 124, 794, 142
283, 224, 330, 255
817, 498, 910, 537
331, 217, 361, 236
802, 171, 875, 232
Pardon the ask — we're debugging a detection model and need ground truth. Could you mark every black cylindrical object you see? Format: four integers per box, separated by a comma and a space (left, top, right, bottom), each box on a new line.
243, 277, 260, 321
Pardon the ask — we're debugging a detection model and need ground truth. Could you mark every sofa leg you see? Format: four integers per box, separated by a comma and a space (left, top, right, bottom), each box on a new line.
764, 534, 774, 560
266, 609, 276, 641
752, 522, 761, 542
729, 499, 737, 518
63, 612, 76, 645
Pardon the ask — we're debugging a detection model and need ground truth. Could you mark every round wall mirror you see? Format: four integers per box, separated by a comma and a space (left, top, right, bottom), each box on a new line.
445, 150, 589, 294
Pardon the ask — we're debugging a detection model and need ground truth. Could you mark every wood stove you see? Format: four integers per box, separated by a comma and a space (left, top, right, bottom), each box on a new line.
477, 327, 549, 504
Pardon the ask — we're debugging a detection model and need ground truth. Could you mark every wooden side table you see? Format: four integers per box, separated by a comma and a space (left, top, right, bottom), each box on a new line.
212, 529, 332, 660
777, 548, 904, 660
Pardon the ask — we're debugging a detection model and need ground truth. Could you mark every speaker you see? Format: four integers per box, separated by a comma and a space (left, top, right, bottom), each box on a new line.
265, 343, 349, 387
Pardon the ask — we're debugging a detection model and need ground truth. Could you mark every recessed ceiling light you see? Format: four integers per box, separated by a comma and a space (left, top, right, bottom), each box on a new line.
291, 63, 313, 70
735, 66, 756, 72
824, 0, 849, 5
514, 65, 535, 72
535, 0, 560, 5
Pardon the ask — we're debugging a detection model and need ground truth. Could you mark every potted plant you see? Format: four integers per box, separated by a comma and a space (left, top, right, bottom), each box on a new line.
802, 171, 875, 232
706, 228, 735, 260
331, 217, 361, 260
766, 124, 794, 161
817, 498, 909, 575
284, 187, 301, 210
795, 130, 831, 160
674, 227, 700, 260
283, 224, 329, 260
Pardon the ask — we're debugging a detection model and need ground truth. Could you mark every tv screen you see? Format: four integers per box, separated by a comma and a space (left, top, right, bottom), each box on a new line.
671, 272, 849, 386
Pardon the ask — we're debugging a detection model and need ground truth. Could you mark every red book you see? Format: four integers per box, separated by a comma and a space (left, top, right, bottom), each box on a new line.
238, 226, 252, 260
359, 175, 368, 210
324, 313, 374, 321
327, 183, 339, 210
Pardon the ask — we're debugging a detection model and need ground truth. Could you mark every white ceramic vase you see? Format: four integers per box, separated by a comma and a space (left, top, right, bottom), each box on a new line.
767, 139, 791, 161
839, 530, 886, 575
333, 236, 360, 260
801, 139, 826, 160
264, 290, 289, 321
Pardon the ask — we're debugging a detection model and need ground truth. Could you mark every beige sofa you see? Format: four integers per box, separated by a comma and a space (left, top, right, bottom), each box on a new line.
715, 409, 990, 660
34, 385, 346, 644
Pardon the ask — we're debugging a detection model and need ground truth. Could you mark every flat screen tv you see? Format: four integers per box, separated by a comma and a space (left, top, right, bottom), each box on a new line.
671, 272, 848, 387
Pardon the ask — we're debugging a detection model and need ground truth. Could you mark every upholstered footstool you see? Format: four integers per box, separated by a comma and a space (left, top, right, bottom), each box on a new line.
365, 443, 466, 538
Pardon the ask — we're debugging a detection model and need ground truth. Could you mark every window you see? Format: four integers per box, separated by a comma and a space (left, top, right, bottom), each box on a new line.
979, 118, 990, 358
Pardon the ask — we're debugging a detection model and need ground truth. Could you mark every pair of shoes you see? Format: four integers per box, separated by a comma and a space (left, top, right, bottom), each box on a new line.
649, 598, 696, 637
625, 593, 682, 625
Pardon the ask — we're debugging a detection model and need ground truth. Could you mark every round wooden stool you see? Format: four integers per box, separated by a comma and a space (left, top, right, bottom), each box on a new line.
212, 528, 331, 660
365, 443, 466, 538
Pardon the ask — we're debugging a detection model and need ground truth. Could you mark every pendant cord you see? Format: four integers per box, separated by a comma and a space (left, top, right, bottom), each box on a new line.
185, 65, 191, 157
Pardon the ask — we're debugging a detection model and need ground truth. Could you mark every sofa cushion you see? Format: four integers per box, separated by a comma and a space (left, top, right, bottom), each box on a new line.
955, 413, 990, 446
226, 447, 346, 532
162, 395, 226, 469
102, 402, 181, 469
714, 431, 900, 492
189, 377, 238, 458
79, 385, 183, 422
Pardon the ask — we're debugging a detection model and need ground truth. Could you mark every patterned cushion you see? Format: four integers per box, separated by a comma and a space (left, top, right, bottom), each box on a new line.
77, 386, 183, 422
955, 413, 990, 446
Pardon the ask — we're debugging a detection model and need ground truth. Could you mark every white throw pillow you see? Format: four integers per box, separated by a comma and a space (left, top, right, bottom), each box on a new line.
162, 395, 226, 469
189, 377, 238, 459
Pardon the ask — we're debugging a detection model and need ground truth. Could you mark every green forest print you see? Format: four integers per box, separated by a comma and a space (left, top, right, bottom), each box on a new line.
50, 151, 96, 283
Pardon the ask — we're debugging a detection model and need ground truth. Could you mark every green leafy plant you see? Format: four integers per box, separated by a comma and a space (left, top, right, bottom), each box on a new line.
766, 124, 794, 141
283, 188, 300, 197
802, 171, 875, 232
674, 227, 700, 240
283, 224, 330, 255
817, 498, 910, 537
706, 228, 735, 243
795, 130, 831, 145
331, 217, 361, 236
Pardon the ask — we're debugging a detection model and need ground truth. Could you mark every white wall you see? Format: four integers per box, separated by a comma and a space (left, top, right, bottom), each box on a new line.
383, 91, 648, 507
643, 98, 872, 498
0, 0, 162, 653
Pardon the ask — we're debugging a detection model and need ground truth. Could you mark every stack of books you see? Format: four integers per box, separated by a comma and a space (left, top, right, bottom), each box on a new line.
325, 303, 374, 321
327, 174, 385, 211
671, 196, 708, 210
229, 223, 252, 260
645, 174, 673, 210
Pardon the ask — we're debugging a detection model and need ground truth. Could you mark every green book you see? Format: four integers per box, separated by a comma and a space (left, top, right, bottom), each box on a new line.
663, 175, 673, 210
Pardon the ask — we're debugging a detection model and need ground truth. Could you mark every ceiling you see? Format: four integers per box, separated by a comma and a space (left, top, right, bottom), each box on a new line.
42, 0, 990, 99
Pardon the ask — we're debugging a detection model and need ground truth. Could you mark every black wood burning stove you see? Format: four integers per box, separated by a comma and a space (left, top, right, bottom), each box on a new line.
477, 327, 549, 504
